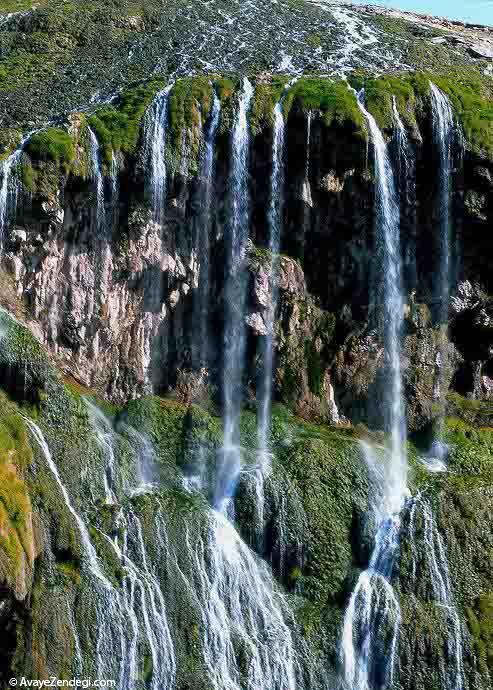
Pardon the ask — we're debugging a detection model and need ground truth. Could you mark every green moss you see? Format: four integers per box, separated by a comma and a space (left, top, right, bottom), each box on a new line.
283, 78, 366, 137
353, 69, 493, 156
249, 77, 289, 135
25, 128, 75, 169
0, 393, 33, 586
467, 594, 493, 674
88, 78, 165, 166
121, 396, 222, 485
55, 560, 81, 585
276, 424, 368, 603
0, 128, 22, 160
167, 77, 213, 172
214, 76, 240, 133
362, 75, 420, 132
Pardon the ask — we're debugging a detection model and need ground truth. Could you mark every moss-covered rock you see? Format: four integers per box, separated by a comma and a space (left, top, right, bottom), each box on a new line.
283, 78, 366, 138
88, 78, 165, 167
0, 393, 35, 598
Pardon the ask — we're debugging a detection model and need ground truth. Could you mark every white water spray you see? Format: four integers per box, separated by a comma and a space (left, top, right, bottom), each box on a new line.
358, 92, 407, 507
145, 85, 173, 225
182, 509, 301, 690
26, 418, 111, 586
252, 100, 286, 542
340, 93, 408, 690
215, 77, 254, 511
88, 127, 105, 232
26, 418, 177, 688
85, 399, 118, 504
0, 148, 22, 250
193, 91, 221, 371
430, 83, 455, 453
407, 495, 465, 690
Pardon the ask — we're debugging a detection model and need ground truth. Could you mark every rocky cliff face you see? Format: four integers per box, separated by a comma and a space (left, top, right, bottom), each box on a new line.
0, 2, 492, 690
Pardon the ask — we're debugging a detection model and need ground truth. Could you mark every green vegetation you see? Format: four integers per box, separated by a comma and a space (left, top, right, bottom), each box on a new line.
352, 70, 493, 155
283, 78, 366, 137
0, 128, 22, 160
168, 77, 214, 170
467, 594, 493, 675
21, 127, 76, 196
25, 128, 75, 168
249, 77, 289, 135
88, 79, 165, 166
0, 1, 48, 12
0, 392, 34, 586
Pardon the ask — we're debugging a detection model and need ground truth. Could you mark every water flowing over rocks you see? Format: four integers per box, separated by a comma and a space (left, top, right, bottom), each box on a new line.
0, 2, 492, 690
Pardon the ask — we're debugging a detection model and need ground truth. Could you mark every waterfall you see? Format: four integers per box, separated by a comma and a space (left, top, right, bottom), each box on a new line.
340, 93, 408, 690
180, 509, 301, 690
26, 418, 111, 586
430, 83, 455, 457
340, 442, 402, 690
145, 85, 173, 225
301, 111, 313, 208
106, 510, 177, 690
26, 417, 177, 688
430, 83, 454, 327
392, 97, 417, 292
357, 91, 407, 512
88, 127, 105, 232
85, 399, 118, 504
407, 495, 465, 690
298, 111, 313, 259
0, 148, 22, 251
253, 100, 286, 542
192, 91, 221, 372
109, 150, 120, 227
215, 77, 254, 512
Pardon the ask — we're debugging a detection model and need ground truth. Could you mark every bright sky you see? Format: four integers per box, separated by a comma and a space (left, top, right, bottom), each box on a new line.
351, 1, 493, 25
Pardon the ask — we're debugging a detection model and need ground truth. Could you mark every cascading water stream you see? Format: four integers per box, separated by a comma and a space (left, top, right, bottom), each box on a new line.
187, 92, 221, 491
25, 418, 111, 586
88, 127, 105, 232
26, 416, 176, 688
85, 398, 118, 504
192, 91, 221, 373
358, 91, 407, 507
215, 77, 254, 512
109, 150, 120, 227
0, 148, 22, 251
430, 83, 455, 458
145, 84, 173, 225
392, 96, 417, 291
172, 508, 302, 690
407, 495, 465, 690
252, 100, 286, 543
340, 93, 408, 690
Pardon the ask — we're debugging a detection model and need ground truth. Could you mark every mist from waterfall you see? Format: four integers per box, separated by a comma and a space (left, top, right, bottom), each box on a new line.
408, 495, 465, 690
215, 77, 254, 512
192, 91, 221, 372
340, 93, 408, 690
0, 148, 22, 250
88, 127, 105, 232
430, 83, 455, 457
145, 85, 173, 225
